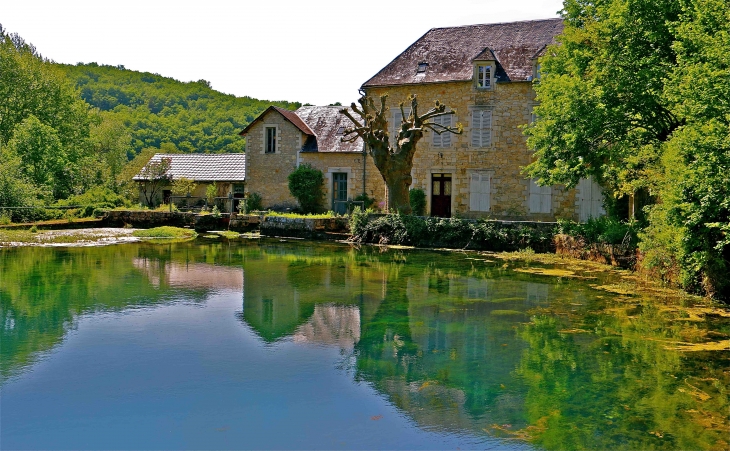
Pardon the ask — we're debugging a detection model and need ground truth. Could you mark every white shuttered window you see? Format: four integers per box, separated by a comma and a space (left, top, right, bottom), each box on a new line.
469, 172, 491, 212
471, 110, 492, 147
391, 107, 412, 146
529, 178, 552, 213
432, 112, 452, 147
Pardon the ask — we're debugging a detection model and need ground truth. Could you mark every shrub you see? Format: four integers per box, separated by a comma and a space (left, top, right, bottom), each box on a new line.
350, 213, 554, 251
353, 193, 375, 209
287, 164, 324, 214
245, 192, 263, 213
409, 189, 426, 216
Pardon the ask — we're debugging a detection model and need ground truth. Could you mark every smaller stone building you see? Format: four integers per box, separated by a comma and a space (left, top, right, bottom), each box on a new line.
133, 153, 246, 210
240, 106, 385, 213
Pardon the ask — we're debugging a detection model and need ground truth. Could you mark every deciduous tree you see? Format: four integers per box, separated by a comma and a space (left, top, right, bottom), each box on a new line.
340, 94, 461, 214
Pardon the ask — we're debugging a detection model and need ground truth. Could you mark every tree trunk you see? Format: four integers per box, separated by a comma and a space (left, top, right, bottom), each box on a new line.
384, 171, 412, 214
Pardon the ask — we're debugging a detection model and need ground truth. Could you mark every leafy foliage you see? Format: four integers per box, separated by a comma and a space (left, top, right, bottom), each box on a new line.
245, 192, 263, 213
350, 213, 554, 252
524, 0, 682, 196
641, 0, 730, 299
409, 188, 426, 216
60, 63, 301, 157
287, 164, 324, 214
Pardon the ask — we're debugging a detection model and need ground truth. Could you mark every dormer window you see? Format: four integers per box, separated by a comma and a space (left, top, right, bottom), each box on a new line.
476, 64, 493, 89
417, 62, 429, 73
336, 126, 345, 135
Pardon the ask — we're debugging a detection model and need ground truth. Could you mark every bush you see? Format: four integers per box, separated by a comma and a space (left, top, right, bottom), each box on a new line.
350, 213, 554, 251
287, 164, 324, 214
557, 217, 639, 248
409, 189, 426, 216
245, 192, 263, 213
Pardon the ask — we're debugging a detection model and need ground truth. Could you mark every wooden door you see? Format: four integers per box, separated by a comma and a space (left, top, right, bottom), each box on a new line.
431, 173, 452, 217
332, 173, 348, 214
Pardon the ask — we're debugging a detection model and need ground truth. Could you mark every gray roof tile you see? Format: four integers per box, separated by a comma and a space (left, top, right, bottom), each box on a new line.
362, 18, 563, 87
296, 106, 364, 153
133, 153, 246, 182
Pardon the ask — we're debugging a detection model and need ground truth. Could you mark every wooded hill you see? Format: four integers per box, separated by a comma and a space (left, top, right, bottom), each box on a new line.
59, 63, 301, 157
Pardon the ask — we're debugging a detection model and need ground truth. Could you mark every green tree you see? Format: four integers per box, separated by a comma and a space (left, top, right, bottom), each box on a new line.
340, 95, 461, 213
6, 115, 65, 199
642, 0, 730, 299
287, 164, 324, 214
0, 25, 94, 200
523, 0, 682, 198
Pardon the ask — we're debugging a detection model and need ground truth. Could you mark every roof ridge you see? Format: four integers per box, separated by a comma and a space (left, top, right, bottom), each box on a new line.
428, 17, 562, 31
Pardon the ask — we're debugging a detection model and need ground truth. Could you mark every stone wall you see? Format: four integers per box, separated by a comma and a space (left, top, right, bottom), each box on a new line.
364, 81, 580, 221
244, 111, 303, 210
301, 152, 386, 211
259, 215, 349, 240
104, 210, 197, 228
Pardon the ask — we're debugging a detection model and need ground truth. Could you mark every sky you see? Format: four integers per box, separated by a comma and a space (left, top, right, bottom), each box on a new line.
2, 0, 564, 106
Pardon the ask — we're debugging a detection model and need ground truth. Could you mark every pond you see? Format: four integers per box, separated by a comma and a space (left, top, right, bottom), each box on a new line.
1, 239, 728, 450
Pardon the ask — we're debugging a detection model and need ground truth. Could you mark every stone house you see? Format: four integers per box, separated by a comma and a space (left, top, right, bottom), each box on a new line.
240, 105, 384, 214
133, 153, 246, 210
243, 18, 605, 220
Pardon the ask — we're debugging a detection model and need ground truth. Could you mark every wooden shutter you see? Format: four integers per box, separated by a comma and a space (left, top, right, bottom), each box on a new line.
433, 113, 452, 147
530, 179, 552, 213
471, 110, 491, 147
391, 107, 411, 146
470, 173, 490, 211
578, 177, 605, 221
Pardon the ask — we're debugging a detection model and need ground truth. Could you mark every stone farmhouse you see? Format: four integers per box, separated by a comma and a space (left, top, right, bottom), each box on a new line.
243, 18, 605, 220
133, 153, 246, 210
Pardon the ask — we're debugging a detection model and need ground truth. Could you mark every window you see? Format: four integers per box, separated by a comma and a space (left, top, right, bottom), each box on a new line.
391, 107, 412, 146
265, 126, 276, 153
471, 110, 492, 147
417, 62, 429, 73
529, 178, 552, 213
469, 172, 491, 212
476, 64, 493, 89
432, 112, 453, 148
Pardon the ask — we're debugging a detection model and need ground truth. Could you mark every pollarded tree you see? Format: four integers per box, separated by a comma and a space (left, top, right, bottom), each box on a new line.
340, 94, 461, 214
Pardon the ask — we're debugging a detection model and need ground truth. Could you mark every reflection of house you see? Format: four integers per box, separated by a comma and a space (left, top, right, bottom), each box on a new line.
242, 19, 605, 220
292, 305, 361, 350
133, 153, 246, 209
132, 258, 244, 291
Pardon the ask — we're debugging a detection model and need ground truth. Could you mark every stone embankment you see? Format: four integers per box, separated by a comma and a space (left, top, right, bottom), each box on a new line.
101, 211, 346, 238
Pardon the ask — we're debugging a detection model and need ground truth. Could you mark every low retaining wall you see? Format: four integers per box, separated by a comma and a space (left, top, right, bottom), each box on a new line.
259, 216, 349, 240
103, 210, 197, 228
554, 234, 636, 268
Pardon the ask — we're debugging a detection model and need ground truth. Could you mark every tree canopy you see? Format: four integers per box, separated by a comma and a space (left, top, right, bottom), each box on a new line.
525, 0, 729, 299
60, 63, 300, 157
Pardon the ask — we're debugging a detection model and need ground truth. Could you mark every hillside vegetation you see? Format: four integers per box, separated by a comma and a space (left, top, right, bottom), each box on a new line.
60, 63, 300, 157
0, 24, 299, 220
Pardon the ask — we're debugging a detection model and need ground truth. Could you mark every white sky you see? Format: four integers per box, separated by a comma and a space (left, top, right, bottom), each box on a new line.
2, 0, 563, 106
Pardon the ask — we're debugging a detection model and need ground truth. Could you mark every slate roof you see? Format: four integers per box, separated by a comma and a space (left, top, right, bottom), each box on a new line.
133, 153, 246, 182
296, 106, 364, 153
362, 18, 563, 87
239, 106, 314, 136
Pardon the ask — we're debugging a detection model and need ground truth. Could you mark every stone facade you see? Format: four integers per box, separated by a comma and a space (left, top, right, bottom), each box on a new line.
244, 112, 304, 210
363, 81, 579, 221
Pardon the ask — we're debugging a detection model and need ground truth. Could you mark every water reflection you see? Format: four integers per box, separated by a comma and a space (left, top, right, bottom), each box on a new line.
1, 239, 728, 450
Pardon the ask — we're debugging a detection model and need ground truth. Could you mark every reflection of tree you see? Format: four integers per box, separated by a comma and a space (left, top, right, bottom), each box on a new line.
0, 241, 251, 383
514, 312, 729, 451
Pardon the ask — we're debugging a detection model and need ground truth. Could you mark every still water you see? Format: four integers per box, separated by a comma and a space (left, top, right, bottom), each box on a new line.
1, 239, 728, 450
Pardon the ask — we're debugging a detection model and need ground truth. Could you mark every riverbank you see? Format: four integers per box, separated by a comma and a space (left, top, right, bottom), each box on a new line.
0, 228, 139, 247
